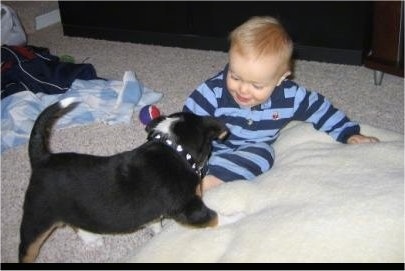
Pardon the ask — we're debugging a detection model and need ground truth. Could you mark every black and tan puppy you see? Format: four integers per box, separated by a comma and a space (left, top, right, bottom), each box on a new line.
19, 98, 228, 263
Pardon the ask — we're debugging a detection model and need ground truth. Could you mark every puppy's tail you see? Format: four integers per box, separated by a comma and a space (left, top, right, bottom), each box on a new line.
28, 98, 79, 166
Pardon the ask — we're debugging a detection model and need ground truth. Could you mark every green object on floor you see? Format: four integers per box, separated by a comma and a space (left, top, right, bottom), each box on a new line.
59, 54, 75, 63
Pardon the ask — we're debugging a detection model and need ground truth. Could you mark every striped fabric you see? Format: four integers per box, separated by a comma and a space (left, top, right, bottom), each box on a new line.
183, 65, 360, 182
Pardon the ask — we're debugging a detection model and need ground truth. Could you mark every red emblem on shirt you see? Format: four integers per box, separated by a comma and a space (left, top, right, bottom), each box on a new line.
272, 111, 279, 120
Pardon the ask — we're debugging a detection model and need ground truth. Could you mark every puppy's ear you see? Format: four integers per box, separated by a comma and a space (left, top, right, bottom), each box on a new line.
203, 117, 229, 141
145, 115, 166, 133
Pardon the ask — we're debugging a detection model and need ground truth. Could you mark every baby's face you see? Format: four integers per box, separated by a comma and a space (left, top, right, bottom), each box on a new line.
227, 48, 288, 108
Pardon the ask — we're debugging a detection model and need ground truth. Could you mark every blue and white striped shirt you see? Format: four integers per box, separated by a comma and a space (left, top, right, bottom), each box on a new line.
183, 65, 360, 150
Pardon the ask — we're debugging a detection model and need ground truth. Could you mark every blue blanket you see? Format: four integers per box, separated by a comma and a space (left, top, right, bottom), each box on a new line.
1, 77, 163, 153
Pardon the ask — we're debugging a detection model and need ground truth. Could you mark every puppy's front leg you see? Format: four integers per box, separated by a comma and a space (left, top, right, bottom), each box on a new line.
175, 196, 218, 227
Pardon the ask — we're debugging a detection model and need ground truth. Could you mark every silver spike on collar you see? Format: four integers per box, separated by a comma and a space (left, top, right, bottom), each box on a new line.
148, 132, 205, 177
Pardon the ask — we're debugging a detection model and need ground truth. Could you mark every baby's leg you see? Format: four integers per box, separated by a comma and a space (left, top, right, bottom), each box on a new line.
207, 142, 275, 182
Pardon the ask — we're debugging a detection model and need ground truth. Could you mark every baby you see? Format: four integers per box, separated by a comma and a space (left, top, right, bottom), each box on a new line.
183, 16, 379, 191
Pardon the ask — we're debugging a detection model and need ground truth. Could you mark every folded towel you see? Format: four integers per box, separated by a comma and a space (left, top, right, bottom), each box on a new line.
114, 71, 143, 110
1, 75, 163, 153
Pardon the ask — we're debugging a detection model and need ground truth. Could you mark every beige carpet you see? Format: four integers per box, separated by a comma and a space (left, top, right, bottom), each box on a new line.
1, 22, 404, 263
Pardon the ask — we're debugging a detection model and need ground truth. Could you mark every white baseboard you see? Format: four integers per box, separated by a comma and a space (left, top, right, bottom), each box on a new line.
35, 9, 61, 30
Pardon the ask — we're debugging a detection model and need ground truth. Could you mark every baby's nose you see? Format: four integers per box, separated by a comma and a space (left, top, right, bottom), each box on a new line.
238, 82, 250, 94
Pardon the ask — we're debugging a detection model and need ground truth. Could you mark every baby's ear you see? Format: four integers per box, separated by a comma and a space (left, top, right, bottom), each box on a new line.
203, 116, 229, 140
277, 70, 291, 86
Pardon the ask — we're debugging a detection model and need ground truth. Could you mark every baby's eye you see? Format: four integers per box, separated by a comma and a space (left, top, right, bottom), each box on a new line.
231, 74, 239, 81
252, 84, 264, 90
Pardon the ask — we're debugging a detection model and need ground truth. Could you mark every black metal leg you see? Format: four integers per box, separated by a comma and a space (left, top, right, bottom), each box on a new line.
373, 70, 384, 85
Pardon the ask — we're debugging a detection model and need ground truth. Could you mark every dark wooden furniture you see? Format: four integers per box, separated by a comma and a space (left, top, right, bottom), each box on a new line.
58, 1, 373, 65
364, 1, 404, 85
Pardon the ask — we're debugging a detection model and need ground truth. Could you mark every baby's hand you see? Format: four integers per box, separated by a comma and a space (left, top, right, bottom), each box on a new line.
347, 134, 380, 144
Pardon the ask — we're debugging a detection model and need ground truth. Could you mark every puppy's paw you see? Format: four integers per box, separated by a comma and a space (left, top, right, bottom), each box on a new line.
77, 229, 104, 248
218, 212, 246, 226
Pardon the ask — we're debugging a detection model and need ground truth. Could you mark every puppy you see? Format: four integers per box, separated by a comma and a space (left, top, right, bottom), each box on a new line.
19, 98, 228, 263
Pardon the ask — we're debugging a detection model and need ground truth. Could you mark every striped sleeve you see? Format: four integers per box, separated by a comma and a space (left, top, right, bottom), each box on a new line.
292, 86, 360, 143
183, 72, 224, 117
183, 83, 217, 116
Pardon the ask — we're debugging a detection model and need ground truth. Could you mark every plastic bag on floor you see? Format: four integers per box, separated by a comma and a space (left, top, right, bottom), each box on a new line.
1, 4, 27, 46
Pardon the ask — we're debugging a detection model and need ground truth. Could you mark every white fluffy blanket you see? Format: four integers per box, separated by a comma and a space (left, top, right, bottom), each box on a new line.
126, 122, 404, 263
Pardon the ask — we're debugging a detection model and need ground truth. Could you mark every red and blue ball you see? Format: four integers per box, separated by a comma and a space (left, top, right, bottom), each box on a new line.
139, 105, 161, 125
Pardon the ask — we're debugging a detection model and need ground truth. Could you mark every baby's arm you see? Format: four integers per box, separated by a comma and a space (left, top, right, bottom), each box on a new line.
183, 81, 218, 116
291, 85, 379, 144
347, 134, 380, 144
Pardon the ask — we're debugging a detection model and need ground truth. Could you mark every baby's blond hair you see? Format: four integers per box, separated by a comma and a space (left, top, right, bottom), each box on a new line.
229, 16, 293, 72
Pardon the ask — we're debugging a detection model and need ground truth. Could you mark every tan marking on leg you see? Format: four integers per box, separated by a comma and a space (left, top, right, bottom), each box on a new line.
21, 223, 62, 263
196, 183, 203, 198
206, 213, 219, 227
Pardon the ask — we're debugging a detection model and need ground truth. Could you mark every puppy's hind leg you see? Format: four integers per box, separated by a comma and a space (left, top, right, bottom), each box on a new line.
174, 196, 218, 228
19, 218, 61, 263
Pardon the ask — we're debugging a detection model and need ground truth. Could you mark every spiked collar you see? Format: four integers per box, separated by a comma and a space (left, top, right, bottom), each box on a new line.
148, 131, 206, 177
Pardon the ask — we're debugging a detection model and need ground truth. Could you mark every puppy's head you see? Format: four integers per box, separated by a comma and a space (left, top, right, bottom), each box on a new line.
146, 112, 228, 165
